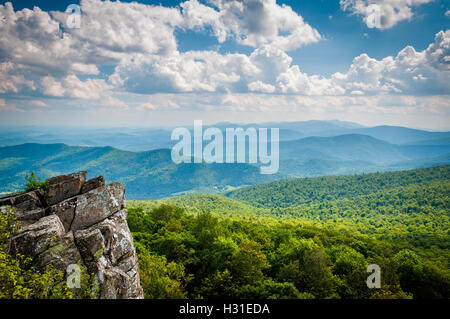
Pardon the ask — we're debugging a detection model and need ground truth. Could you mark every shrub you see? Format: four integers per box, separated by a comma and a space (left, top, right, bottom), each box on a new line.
24, 172, 49, 192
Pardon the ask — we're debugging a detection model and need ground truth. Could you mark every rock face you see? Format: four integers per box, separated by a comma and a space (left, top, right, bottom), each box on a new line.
0, 172, 144, 299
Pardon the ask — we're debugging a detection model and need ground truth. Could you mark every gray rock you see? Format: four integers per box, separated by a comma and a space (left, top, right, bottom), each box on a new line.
46, 197, 77, 232
81, 176, 105, 194
70, 182, 125, 231
74, 227, 105, 264
4, 171, 143, 299
0, 191, 43, 213
16, 208, 45, 227
36, 231, 82, 270
45, 171, 87, 206
9, 215, 65, 258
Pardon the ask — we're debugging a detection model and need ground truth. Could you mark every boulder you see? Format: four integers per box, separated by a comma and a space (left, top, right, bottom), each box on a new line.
0, 191, 43, 213
16, 208, 45, 227
81, 176, 105, 194
74, 227, 105, 264
35, 231, 82, 270
71, 182, 125, 231
9, 215, 65, 258
45, 171, 87, 206
2, 172, 143, 299
46, 197, 77, 232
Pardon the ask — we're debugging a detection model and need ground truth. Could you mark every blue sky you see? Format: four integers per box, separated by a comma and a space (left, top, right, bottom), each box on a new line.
0, 0, 449, 129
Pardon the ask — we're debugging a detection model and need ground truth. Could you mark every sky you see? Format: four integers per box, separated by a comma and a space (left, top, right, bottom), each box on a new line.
0, 0, 449, 129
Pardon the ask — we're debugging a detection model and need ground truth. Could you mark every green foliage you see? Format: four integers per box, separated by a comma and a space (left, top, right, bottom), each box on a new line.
137, 250, 191, 299
237, 279, 306, 299
0, 206, 98, 299
226, 165, 449, 209
128, 203, 446, 299
230, 240, 269, 286
24, 171, 49, 192
128, 165, 450, 299
0, 144, 279, 198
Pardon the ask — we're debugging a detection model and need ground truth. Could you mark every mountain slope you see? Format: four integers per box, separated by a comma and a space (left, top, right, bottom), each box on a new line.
2, 122, 449, 152
130, 193, 267, 216
225, 165, 450, 208
280, 134, 407, 163
276, 134, 450, 177
0, 143, 281, 199
1, 133, 450, 199
351, 126, 450, 144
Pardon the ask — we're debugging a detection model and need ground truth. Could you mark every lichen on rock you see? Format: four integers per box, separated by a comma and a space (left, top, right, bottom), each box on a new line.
0, 171, 144, 299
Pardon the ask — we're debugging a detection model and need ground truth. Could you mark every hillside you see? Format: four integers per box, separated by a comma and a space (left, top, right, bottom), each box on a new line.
130, 165, 450, 248
127, 165, 450, 299
2, 122, 449, 151
130, 193, 267, 216
0, 143, 281, 199
280, 134, 407, 163
351, 126, 450, 144
1, 135, 449, 199
225, 165, 450, 208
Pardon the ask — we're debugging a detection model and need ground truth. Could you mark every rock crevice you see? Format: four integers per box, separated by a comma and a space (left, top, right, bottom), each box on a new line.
0, 171, 143, 299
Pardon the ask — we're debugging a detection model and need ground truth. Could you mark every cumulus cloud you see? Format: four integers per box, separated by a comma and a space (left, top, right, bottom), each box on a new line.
332, 30, 450, 95
110, 29, 450, 96
181, 0, 321, 51
340, 0, 433, 29
0, 2, 100, 76
52, 0, 182, 58
248, 81, 276, 93
0, 0, 448, 115
0, 0, 183, 102
0, 62, 36, 93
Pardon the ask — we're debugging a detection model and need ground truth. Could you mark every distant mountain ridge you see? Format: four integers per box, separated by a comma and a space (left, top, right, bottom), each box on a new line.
1, 121, 449, 151
1, 131, 449, 199
1, 120, 449, 199
0, 143, 281, 199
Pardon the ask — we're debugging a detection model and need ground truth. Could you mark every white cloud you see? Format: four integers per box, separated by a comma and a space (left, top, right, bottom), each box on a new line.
340, 0, 433, 29
103, 96, 129, 110
0, 0, 183, 99
52, 0, 182, 58
41, 76, 66, 97
0, 62, 35, 94
29, 100, 48, 107
0, 98, 23, 112
0, 0, 448, 118
111, 29, 450, 96
137, 102, 159, 111
181, 0, 321, 51
248, 81, 276, 93
307, 30, 450, 96
0, 2, 101, 76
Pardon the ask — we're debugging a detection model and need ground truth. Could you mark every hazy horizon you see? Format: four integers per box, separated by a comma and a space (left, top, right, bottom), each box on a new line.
1, 119, 449, 132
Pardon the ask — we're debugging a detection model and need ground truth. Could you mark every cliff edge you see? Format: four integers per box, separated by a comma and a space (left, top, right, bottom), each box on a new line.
0, 171, 144, 299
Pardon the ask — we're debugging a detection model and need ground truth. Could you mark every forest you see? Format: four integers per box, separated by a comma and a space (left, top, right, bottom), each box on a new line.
0, 165, 448, 299
127, 165, 450, 299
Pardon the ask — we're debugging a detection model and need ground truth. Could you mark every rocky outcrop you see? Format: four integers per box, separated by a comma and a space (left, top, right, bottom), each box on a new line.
0, 171, 143, 299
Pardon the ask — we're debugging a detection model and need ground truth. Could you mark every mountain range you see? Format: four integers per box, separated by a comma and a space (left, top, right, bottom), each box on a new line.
0, 121, 449, 199
1, 120, 449, 151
